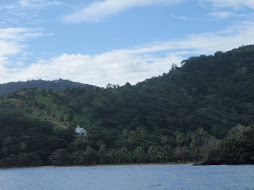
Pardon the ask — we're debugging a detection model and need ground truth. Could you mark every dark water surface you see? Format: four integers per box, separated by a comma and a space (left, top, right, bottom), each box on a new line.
0, 164, 253, 190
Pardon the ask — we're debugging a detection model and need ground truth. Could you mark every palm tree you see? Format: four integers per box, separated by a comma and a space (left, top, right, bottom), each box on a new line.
128, 131, 136, 151
73, 136, 88, 151
175, 131, 184, 147
122, 129, 129, 148
134, 146, 145, 163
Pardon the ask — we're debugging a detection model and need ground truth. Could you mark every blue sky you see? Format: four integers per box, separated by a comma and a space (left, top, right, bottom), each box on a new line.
0, 0, 254, 87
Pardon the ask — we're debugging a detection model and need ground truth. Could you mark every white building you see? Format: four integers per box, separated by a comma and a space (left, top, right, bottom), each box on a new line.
75, 125, 87, 136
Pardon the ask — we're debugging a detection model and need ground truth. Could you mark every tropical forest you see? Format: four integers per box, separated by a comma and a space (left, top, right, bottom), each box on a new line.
0, 45, 254, 167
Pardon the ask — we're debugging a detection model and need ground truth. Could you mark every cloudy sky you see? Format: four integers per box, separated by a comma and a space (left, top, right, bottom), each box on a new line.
0, 0, 254, 86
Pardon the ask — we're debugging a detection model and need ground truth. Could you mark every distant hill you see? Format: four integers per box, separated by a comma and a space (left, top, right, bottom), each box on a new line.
0, 79, 91, 96
0, 45, 253, 167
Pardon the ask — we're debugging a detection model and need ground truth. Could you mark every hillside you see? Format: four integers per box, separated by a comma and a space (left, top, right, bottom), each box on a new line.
0, 45, 254, 167
0, 79, 91, 96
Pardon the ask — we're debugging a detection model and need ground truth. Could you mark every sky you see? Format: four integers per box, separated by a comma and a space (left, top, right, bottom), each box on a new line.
0, 0, 254, 87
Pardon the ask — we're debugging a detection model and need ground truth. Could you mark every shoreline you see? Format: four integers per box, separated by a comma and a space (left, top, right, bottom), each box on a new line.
1, 162, 253, 170
0, 162, 195, 170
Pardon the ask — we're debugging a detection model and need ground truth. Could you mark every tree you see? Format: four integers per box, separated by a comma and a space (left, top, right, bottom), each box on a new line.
175, 131, 184, 147
49, 149, 69, 165
122, 129, 129, 148
134, 146, 145, 163
98, 143, 106, 164
73, 136, 88, 151
128, 131, 136, 151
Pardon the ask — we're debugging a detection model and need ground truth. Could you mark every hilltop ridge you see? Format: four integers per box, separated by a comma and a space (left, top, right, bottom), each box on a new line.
0, 79, 91, 96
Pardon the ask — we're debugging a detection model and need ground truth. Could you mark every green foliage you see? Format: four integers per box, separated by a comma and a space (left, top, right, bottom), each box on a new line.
0, 79, 92, 96
203, 125, 254, 165
0, 111, 73, 167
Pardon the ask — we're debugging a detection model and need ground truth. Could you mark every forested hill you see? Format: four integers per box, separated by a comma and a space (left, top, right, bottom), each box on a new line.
0, 79, 91, 96
0, 45, 253, 167
96, 45, 254, 138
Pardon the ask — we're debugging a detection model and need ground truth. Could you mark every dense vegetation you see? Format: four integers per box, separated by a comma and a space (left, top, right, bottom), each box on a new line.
203, 125, 254, 165
0, 45, 254, 167
0, 79, 90, 96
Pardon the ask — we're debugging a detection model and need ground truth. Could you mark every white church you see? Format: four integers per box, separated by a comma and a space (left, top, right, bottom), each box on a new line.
75, 125, 87, 136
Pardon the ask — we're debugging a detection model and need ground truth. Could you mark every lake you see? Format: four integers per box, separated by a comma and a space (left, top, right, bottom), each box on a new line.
0, 164, 253, 190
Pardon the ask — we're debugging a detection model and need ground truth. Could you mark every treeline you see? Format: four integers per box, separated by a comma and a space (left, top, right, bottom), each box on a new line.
1, 112, 252, 167
51, 125, 254, 166
0, 110, 210, 167
0, 79, 90, 96
49, 127, 218, 166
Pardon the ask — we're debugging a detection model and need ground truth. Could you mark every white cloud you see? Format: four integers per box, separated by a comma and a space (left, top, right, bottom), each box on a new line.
170, 14, 189, 20
0, 21, 254, 86
0, 0, 62, 10
1, 51, 182, 86
18, 0, 62, 9
204, 0, 254, 10
1, 20, 254, 87
209, 11, 245, 19
0, 1, 64, 26
0, 27, 42, 65
63, 0, 182, 23
0, 28, 41, 41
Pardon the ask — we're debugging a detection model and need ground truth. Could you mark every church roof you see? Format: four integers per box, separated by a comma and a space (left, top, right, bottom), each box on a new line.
75, 125, 87, 135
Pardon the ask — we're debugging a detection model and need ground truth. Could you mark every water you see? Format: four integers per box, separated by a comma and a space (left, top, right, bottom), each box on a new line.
0, 164, 254, 190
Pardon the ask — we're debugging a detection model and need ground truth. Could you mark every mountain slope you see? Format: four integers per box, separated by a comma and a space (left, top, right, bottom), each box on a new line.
91, 45, 254, 138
